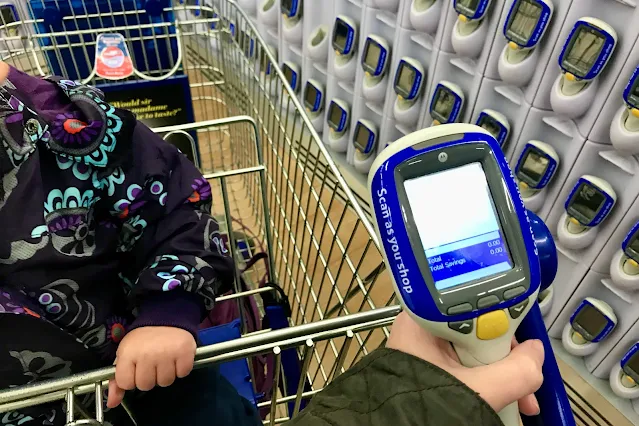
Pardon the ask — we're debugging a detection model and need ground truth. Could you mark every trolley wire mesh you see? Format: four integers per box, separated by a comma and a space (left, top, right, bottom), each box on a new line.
0, 1, 399, 423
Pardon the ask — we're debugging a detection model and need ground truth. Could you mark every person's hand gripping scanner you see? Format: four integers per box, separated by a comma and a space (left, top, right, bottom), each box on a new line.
368, 124, 566, 426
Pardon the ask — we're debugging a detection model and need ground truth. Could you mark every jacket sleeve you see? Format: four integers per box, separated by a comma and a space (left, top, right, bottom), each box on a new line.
111, 122, 236, 338
285, 348, 504, 426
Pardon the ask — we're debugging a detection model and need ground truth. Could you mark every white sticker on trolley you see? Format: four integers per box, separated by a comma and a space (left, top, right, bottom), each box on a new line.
95, 33, 134, 80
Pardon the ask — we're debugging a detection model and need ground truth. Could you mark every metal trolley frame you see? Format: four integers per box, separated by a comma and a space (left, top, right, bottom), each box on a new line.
0, 1, 576, 425
0, 1, 400, 424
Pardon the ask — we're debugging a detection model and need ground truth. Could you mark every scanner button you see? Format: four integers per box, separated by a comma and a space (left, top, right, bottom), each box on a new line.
448, 303, 473, 315
449, 320, 473, 335
477, 295, 500, 309
632, 108, 639, 118
477, 311, 509, 340
565, 72, 576, 81
508, 299, 529, 320
508, 41, 518, 50
504, 286, 526, 300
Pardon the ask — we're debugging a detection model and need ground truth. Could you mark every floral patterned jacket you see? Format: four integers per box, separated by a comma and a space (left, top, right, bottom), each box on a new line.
0, 67, 235, 361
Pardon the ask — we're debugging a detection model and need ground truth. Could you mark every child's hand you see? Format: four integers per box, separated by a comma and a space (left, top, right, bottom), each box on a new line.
107, 326, 197, 408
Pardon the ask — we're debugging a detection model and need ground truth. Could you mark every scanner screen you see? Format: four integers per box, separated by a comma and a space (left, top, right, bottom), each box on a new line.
404, 162, 514, 291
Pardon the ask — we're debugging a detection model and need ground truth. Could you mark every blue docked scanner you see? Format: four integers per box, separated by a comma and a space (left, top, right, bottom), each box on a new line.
327, 100, 350, 136
503, 0, 552, 50
454, 0, 491, 21
622, 222, 639, 268
281, 0, 303, 20
565, 177, 616, 228
361, 35, 390, 79
353, 119, 377, 158
303, 79, 325, 114
515, 141, 559, 195
569, 298, 617, 344
558, 18, 617, 82
332, 16, 357, 58
394, 58, 425, 103
621, 343, 639, 384
368, 124, 569, 426
475, 109, 510, 148
429, 82, 464, 125
623, 65, 639, 125
282, 62, 301, 93
0, 4, 18, 35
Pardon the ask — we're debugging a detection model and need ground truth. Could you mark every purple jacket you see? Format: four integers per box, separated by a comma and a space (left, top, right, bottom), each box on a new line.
0, 67, 234, 361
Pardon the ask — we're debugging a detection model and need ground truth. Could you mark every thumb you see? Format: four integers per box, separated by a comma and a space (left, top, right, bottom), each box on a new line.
460, 339, 545, 413
107, 379, 125, 409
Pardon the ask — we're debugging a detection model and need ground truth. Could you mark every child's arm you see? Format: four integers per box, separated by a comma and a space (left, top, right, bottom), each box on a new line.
106, 122, 236, 407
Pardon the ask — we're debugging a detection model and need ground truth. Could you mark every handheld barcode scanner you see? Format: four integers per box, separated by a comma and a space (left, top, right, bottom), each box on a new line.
369, 124, 542, 426
502, 0, 553, 64
475, 109, 510, 149
429, 82, 464, 126
515, 140, 559, 199
562, 297, 617, 357
393, 58, 425, 125
610, 66, 639, 155
551, 17, 617, 118
610, 222, 639, 291
557, 175, 616, 250
610, 343, 639, 400
362, 35, 391, 102
452, 0, 492, 57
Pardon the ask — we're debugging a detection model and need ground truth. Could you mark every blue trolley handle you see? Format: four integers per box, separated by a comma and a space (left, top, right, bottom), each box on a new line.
516, 211, 575, 426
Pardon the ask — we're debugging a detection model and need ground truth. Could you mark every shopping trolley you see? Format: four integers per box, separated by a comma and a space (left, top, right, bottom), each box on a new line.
0, 1, 574, 425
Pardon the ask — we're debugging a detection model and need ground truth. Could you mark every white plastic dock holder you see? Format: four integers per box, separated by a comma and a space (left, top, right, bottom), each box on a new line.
429, 81, 465, 126
353, 119, 378, 174
304, 79, 325, 132
452, 0, 492, 58
550, 17, 617, 119
475, 109, 510, 150
609, 221, 639, 292
282, 61, 301, 93
332, 15, 358, 82
307, 24, 330, 62
393, 58, 425, 126
361, 35, 391, 104
259, 0, 279, 28
514, 141, 559, 213
537, 286, 553, 317
610, 65, 639, 155
326, 99, 351, 152
610, 343, 639, 400
409, 0, 442, 34
281, 0, 303, 45
368, 124, 542, 426
498, 0, 554, 87
372, 0, 400, 13
562, 297, 617, 357
557, 175, 616, 251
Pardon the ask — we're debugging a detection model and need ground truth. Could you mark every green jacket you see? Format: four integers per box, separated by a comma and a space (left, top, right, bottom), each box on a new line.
287, 348, 504, 426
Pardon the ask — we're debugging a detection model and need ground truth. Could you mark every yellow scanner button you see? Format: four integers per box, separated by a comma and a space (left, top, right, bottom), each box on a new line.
508, 41, 518, 50
565, 72, 576, 81
459, 15, 468, 22
518, 181, 529, 191
477, 310, 509, 340
432, 119, 441, 126
569, 217, 581, 226
629, 258, 639, 268
632, 108, 639, 118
